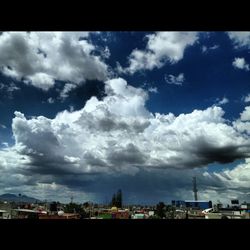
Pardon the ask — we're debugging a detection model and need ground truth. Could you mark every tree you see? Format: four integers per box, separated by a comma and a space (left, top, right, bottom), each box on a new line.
165, 205, 175, 219
156, 202, 166, 219
116, 189, 122, 208
64, 203, 89, 219
111, 193, 117, 207
208, 201, 212, 208
110, 189, 123, 208
50, 202, 58, 212
83, 202, 90, 208
64, 203, 80, 213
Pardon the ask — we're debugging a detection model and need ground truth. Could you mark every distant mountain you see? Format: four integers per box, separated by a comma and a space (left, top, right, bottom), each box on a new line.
0, 193, 41, 203
0, 193, 17, 198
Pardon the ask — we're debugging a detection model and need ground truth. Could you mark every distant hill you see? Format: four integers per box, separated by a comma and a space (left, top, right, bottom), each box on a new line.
0, 193, 41, 203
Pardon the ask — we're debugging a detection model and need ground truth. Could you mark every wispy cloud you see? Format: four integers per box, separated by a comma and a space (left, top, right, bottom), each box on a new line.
243, 94, 250, 103
60, 83, 78, 100
201, 44, 219, 53
214, 97, 229, 106
0, 124, 7, 129
0, 82, 20, 99
165, 73, 185, 85
148, 87, 158, 93
47, 97, 55, 104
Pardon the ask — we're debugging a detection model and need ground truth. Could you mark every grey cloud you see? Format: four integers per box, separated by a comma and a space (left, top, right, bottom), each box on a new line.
83, 152, 108, 167
107, 143, 148, 166
193, 144, 249, 164
0, 32, 109, 91
77, 110, 150, 133
187, 137, 250, 165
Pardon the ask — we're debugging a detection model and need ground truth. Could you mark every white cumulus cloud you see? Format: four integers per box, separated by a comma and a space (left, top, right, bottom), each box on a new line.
121, 32, 198, 74
227, 32, 250, 49
0, 32, 109, 91
7, 78, 250, 178
233, 106, 250, 135
232, 57, 249, 71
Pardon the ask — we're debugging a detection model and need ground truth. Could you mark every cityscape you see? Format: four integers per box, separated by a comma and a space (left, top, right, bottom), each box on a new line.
1, 177, 250, 219
1, 32, 250, 219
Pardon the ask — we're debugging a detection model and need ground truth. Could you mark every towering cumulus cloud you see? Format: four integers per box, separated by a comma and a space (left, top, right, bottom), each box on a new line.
11, 78, 250, 175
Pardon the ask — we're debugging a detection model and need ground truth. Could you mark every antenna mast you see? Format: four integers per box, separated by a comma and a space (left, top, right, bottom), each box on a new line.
193, 177, 198, 201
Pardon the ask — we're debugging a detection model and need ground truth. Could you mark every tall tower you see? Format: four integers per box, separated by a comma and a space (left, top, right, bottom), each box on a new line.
192, 177, 198, 201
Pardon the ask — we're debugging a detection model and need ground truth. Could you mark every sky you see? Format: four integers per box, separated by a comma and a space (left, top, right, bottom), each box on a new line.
0, 31, 250, 205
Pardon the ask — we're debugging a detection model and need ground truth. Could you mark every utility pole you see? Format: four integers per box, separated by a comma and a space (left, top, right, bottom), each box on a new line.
193, 177, 198, 201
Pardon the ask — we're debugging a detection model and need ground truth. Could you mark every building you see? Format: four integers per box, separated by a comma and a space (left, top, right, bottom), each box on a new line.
0, 202, 12, 219
96, 207, 130, 219
112, 210, 130, 219
132, 213, 145, 219
172, 200, 186, 207
185, 200, 212, 209
172, 200, 212, 209
11, 209, 40, 219
0, 210, 9, 219
39, 213, 80, 219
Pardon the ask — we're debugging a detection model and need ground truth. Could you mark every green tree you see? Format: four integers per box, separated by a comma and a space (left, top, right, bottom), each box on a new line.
116, 189, 122, 208
83, 202, 90, 208
111, 193, 117, 207
110, 189, 123, 208
156, 202, 166, 219
64, 203, 89, 219
64, 203, 82, 213
165, 205, 175, 219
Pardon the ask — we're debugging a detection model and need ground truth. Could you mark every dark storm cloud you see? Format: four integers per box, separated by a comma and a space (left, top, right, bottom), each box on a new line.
83, 152, 108, 167
24, 157, 79, 175
107, 143, 148, 166
45, 168, 228, 203
189, 137, 250, 165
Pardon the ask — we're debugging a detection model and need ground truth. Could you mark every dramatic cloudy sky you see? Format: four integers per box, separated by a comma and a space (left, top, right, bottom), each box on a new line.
1, 31, 250, 205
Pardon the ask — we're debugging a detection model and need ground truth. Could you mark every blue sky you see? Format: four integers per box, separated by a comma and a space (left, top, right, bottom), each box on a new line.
0, 32, 250, 204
